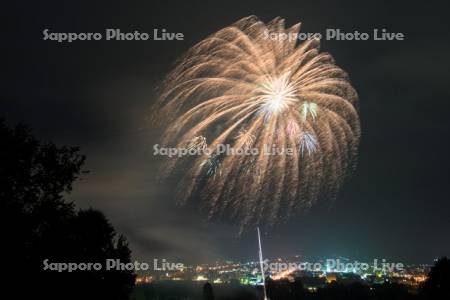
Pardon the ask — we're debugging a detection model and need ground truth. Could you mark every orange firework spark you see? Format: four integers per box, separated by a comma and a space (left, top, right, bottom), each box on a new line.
155, 16, 360, 230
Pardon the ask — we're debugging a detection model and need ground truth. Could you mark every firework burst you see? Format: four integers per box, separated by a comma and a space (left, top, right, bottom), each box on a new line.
186, 135, 207, 152
201, 153, 222, 179
299, 131, 318, 156
235, 130, 256, 149
155, 16, 360, 230
301, 101, 318, 121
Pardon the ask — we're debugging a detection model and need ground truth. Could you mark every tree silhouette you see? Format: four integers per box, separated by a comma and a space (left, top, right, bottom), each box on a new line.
0, 120, 135, 300
266, 277, 306, 300
421, 257, 450, 300
291, 277, 304, 299
203, 282, 215, 300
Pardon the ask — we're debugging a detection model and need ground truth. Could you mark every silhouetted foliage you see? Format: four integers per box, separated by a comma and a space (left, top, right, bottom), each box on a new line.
316, 281, 370, 300
203, 282, 215, 300
266, 277, 306, 300
262, 276, 422, 300
291, 277, 305, 298
372, 282, 413, 300
421, 257, 450, 300
0, 120, 135, 300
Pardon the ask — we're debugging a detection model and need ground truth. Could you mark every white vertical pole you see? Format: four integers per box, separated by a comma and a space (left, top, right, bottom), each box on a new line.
257, 227, 268, 300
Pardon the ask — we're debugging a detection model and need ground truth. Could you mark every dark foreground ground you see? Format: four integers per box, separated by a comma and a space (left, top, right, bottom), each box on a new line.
131, 280, 426, 300
132, 282, 262, 300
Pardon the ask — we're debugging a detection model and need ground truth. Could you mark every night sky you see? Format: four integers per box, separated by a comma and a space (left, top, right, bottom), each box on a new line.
3, 0, 450, 264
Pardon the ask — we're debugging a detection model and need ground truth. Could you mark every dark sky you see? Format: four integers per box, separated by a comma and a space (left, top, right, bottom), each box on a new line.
3, 0, 450, 264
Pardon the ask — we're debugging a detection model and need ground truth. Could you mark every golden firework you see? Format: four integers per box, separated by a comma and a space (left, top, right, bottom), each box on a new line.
155, 16, 360, 230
